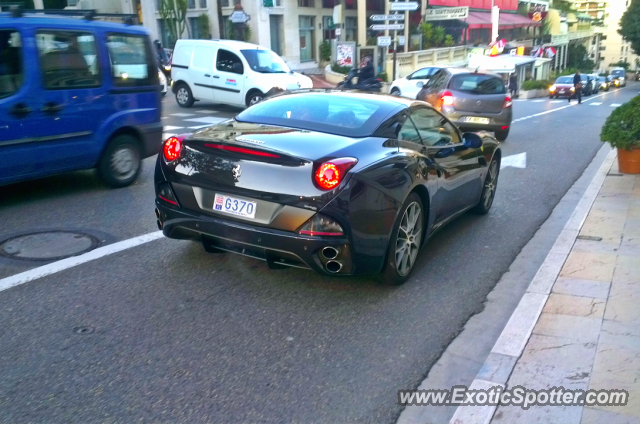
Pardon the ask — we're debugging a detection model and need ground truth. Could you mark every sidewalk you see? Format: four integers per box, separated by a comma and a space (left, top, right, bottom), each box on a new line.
452, 150, 640, 423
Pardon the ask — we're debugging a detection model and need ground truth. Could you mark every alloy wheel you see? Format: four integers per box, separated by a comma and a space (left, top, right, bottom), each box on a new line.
483, 160, 498, 210
249, 95, 263, 106
395, 201, 422, 277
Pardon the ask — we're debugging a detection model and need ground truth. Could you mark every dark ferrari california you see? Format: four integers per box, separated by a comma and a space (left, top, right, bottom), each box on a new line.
155, 91, 501, 285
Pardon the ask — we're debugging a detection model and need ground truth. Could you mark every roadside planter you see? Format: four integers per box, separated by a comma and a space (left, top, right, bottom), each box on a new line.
324, 64, 347, 85
601, 95, 640, 174
519, 80, 552, 99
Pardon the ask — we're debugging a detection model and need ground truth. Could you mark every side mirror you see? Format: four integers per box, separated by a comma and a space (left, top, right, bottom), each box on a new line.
462, 132, 483, 149
416, 81, 425, 88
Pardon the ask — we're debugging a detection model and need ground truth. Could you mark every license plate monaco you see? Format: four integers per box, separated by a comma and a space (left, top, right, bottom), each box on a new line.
465, 116, 490, 124
214, 193, 257, 219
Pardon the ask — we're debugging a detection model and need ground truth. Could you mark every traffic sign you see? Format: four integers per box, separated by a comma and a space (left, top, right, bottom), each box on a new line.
370, 14, 405, 21
377, 36, 392, 47
398, 36, 405, 46
389, 2, 419, 11
370, 23, 405, 30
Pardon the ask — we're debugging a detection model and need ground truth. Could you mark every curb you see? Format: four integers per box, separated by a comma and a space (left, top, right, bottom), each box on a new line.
449, 148, 618, 424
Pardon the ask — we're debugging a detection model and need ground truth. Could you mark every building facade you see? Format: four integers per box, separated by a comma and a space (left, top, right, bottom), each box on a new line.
597, 0, 639, 70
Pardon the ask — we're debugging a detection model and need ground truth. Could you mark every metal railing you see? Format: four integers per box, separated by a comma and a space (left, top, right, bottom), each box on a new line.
386, 45, 469, 78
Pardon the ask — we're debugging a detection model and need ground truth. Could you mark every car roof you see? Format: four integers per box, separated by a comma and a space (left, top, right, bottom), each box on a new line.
0, 13, 149, 35
175, 38, 267, 51
443, 67, 503, 78
269, 89, 430, 110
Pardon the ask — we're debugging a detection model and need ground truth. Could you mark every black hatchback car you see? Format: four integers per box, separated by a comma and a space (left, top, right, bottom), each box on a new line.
155, 91, 501, 285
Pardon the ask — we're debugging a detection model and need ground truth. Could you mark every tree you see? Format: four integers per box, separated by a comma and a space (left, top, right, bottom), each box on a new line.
432, 26, 445, 47
444, 34, 454, 47
567, 43, 595, 71
196, 13, 211, 39
420, 23, 433, 48
610, 59, 631, 70
619, 0, 640, 56
158, 0, 188, 49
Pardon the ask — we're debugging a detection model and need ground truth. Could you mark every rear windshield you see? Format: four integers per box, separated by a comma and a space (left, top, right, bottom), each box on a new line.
611, 70, 625, 77
449, 74, 505, 94
556, 76, 573, 84
235, 93, 396, 137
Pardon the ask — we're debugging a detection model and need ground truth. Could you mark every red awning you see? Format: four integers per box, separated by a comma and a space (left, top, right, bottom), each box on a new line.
463, 11, 540, 29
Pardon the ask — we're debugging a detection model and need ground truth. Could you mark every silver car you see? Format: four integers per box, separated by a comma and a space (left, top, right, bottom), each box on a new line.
416, 68, 513, 141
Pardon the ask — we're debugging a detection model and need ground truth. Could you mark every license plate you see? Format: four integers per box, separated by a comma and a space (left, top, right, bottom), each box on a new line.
465, 116, 490, 124
213, 193, 257, 219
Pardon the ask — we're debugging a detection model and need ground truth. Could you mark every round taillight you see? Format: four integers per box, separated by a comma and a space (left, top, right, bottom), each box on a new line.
163, 137, 182, 161
315, 163, 341, 190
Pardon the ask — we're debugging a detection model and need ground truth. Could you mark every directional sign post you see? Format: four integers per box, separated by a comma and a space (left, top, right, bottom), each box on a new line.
369, 23, 405, 31
370, 14, 406, 21
389, 1, 419, 11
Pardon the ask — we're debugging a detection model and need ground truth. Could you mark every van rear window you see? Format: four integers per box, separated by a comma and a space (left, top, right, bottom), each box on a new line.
107, 34, 156, 87
0, 30, 22, 99
36, 31, 101, 89
449, 74, 506, 94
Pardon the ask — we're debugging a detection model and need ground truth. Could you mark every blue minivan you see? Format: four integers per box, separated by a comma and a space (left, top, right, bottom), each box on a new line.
0, 12, 162, 187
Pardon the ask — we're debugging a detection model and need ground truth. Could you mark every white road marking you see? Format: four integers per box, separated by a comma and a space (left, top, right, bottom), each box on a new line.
611, 103, 621, 107
184, 117, 227, 124
531, 99, 545, 102
551, 100, 563, 103
170, 113, 196, 117
162, 133, 175, 140
500, 152, 527, 169
0, 232, 164, 293
195, 110, 218, 114
188, 124, 212, 129
590, 102, 602, 106
163, 125, 184, 131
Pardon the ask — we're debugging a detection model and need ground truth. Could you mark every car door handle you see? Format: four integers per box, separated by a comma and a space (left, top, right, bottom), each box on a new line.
41, 102, 63, 114
204, 74, 211, 77
9, 103, 32, 118
212, 75, 220, 79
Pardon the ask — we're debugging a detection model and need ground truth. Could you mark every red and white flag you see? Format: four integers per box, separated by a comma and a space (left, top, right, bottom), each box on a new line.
546, 47, 557, 58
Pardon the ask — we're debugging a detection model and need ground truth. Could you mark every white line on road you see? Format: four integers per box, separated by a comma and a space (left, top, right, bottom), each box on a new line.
531, 99, 545, 102
500, 152, 527, 169
170, 113, 196, 117
590, 102, 602, 105
551, 100, 563, 103
163, 126, 184, 131
0, 232, 164, 294
184, 117, 227, 124
188, 125, 212, 129
195, 110, 218, 114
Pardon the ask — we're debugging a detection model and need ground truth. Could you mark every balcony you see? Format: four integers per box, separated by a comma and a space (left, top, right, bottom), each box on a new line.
550, 29, 594, 44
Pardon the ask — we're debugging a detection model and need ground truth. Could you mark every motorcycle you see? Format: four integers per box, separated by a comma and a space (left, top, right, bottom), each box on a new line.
336, 67, 383, 93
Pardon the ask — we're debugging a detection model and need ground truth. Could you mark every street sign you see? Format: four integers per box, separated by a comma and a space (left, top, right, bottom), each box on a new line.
370, 23, 405, 31
424, 6, 469, 21
370, 14, 405, 21
229, 10, 250, 23
390, 2, 419, 11
335, 28, 342, 36
377, 36, 392, 47
398, 36, 405, 46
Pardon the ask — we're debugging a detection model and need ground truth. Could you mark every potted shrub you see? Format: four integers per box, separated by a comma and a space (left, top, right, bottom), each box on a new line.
601, 95, 640, 174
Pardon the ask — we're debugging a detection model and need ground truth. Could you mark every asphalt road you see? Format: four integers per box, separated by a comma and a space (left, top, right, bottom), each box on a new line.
0, 84, 638, 423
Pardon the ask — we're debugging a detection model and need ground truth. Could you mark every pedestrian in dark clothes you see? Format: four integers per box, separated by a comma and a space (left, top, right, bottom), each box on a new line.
570, 70, 582, 104
509, 73, 518, 98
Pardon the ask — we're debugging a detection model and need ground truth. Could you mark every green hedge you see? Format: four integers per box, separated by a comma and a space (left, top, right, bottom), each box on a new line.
521, 80, 553, 91
601, 95, 640, 150
331, 62, 351, 75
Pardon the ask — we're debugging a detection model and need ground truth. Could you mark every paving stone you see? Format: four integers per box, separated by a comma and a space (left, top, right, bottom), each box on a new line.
590, 323, 640, 385
583, 378, 640, 417
552, 277, 610, 299
533, 313, 601, 344
581, 407, 640, 424
543, 294, 605, 318
559, 251, 617, 282
611, 258, 640, 286
518, 334, 597, 378
604, 298, 640, 324
493, 404, 583, 424
572, 238, 621, 255
476, 353, 518, 385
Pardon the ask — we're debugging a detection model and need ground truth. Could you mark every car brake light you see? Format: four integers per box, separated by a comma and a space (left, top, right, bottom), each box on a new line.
204, 143, 280, 158
441, 90, 454, 106
163, 136, 184, 161
314, 157, 358, 190
503, 95, 512, 109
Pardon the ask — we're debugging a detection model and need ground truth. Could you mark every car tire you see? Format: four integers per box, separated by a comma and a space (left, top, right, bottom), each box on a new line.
246, 90, 264, 107
495, 129, 509, 141
98, 134, 142, 188
377, 193, 424, 286
472, 156, 499, 215
391, 87, 401, 96
175, 83, 194, 108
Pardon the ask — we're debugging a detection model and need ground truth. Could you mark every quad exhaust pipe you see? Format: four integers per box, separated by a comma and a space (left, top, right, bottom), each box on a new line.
321, 246, 339, 260
326, 260, 343, 273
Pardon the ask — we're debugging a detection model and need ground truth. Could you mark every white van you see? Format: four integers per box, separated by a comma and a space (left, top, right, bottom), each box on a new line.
170, 39, 313, 108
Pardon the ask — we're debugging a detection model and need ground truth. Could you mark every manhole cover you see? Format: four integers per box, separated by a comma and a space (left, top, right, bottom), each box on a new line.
0, 231, 100, 261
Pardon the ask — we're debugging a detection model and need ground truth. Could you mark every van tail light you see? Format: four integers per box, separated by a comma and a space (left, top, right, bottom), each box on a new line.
503, 95, 512, 109
314, 157, 358, 190
441, 90, 454, 106
163, 134, 189, 162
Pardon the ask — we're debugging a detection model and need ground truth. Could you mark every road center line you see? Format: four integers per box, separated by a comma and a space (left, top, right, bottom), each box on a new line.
0, 231, 163, 293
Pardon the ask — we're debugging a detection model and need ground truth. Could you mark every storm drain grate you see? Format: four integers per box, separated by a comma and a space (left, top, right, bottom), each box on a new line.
0, 231, 100, 261
577, 235, 603, 241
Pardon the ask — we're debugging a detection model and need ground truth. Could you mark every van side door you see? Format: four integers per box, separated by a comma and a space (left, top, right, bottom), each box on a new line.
190, 44, 215, 101
211, 48, 245, 106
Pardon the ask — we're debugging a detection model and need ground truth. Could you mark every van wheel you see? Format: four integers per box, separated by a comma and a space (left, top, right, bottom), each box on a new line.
175, 83, 194, 108
98, 135, 142, 188
391, 87, 401, 96
246, 90, 264, 107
